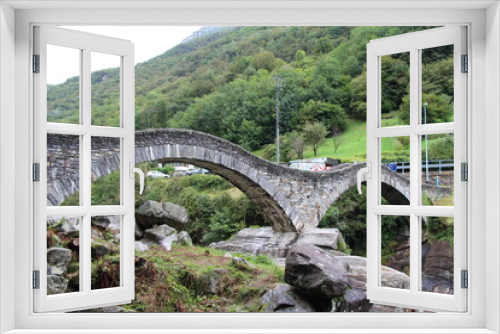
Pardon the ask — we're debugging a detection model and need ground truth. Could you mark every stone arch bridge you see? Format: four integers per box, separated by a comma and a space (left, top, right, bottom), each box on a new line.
47, 129, 450, 233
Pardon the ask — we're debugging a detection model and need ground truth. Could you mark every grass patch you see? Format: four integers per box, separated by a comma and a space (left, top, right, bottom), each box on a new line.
90, 244, 285, 313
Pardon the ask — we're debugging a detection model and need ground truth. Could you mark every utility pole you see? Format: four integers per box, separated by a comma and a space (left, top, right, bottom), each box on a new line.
273, 76, 283, 164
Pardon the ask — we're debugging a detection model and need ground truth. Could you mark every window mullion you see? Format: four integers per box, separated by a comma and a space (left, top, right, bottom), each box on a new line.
409, 47, 420, 294
81, 48, 92, 293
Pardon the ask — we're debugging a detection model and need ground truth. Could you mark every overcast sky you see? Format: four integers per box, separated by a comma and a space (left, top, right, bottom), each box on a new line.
47, 26, 202, 85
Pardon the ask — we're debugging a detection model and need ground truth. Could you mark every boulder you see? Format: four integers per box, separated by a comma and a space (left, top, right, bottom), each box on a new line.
295, 228, 345, 251
91, 216, 111, 230
209, 227, 297, 258
175, 231, 193, 247
284, 244, 349, 299
47, 247, 72, 275
136, 200, 188, 231
91, 242, 111, 258
232, 257, 255, 271
135, 224, 144, 239
421, 241, 454, 294
336, 256, 410, 290
143, 224, 177, 242
47, 275, 68, 295
140, 224, 178, 251
261, 284, 315, 312
135, 241, 149, 252
343, 288, 371, 312
195, 268, 230, 295
47, 217, 79, 237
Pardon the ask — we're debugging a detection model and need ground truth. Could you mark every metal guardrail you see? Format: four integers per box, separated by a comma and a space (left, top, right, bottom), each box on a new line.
389, 160, 454, 175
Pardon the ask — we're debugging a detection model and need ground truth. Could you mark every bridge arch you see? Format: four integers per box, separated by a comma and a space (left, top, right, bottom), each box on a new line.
47, 129, 449, 233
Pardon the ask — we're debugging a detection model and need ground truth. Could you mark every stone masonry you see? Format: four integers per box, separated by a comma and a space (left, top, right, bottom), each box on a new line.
46, 129, 450, 233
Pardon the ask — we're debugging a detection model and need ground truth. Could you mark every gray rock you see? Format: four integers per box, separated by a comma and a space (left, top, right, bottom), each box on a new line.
209, 227, 297, 258
344, 288, 370, 312
135, 241, 149, 252
47, 248, 72, 276
143, 224, 177, 242
196, 268, 230, 295
261, 284, 314, 312
140, 224, 178, 251
175, 231, 193, 247
135, 224, 144, 239
91, 242, 111, 258
295, 228, 343, 250
232, 257, 255, 270
136, 200, 188, 231
337, 256, 410, 290
79, 306, 127, 313
421, 241, 454, 294
91, 216, 111, 230
47, 217, 79, 236
284, 244, 349, 299
47, 275, 68, 295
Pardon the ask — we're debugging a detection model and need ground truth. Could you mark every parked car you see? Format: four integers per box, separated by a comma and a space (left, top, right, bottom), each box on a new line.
146, 170, 169, 178
185, 168, 210, 176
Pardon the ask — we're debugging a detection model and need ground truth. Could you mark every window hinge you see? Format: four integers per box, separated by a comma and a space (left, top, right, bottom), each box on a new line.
33, 163, 40, 182
33, 54, 40, 73
461, 270, 468, 289
461, 54, 468, 73
461, 162, 468, 181
33, 270, 40, 289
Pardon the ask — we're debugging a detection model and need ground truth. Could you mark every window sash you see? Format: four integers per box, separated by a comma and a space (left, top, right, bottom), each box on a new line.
366, 26, 468, 312
32, 26, 135, 313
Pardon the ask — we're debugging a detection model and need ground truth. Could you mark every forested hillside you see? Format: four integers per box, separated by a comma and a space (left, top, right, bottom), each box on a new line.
48, 26, 453, 156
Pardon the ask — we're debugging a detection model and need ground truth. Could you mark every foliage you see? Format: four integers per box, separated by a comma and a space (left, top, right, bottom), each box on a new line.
46, 26, 450, 161
286, 131, 305, 160
88, 245, 283, 313
427, 134, 454, 160
155, 165, 175, 175
332, 136, 343, 153
201, 210, 246, 244
302, 121, 328, 156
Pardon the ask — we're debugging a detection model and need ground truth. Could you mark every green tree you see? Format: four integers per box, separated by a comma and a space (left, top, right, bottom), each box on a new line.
381, 55, 410, 114
303, 121, 328, 157
398, 93, 453, 124
295, 50, 306, 63
251, 51, 279, 72
313, 36, 334, 54
238, 119, 263, 151
286, 131, 305, 160
298, 100, 348, 135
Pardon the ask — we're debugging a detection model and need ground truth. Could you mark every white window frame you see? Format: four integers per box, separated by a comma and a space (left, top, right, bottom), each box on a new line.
0, 2, 498, 333
33, 26, 136, 313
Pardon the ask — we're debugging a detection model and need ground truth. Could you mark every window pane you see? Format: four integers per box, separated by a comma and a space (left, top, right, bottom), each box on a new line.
380, 215, 410, 290
421, 45, 454, 124
91, 216, 121, 290
421, 133, 454, 206
91, 136, 121, 205
381, 52, 410, 127
91, 52, 121, 127
47, 45, 81, 124
47, 134, 80, 206
421, 216, 454, 295
47, 216, 80, 294
381, 136, 410, 205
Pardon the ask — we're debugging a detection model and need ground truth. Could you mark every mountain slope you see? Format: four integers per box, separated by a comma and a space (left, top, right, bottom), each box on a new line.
47, 26, 452, 156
